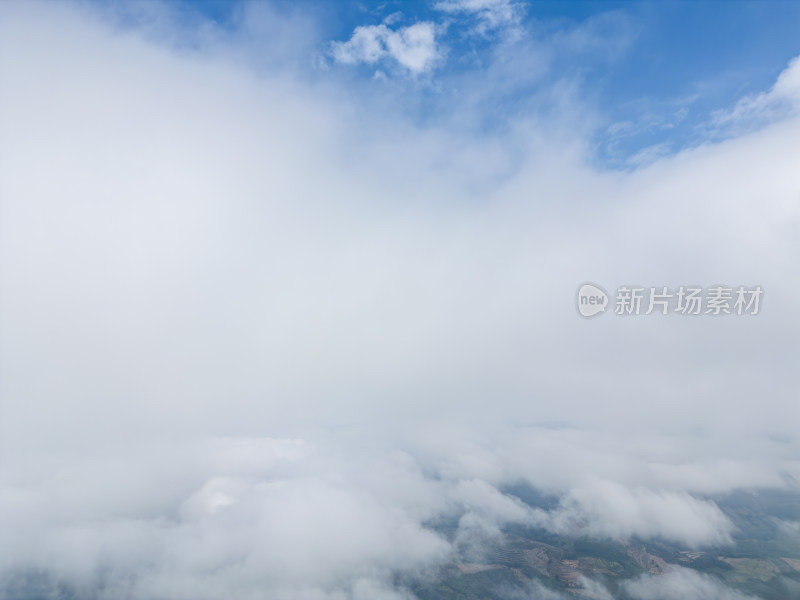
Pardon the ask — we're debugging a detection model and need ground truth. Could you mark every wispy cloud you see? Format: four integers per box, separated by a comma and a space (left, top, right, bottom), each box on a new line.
331, 21, 439, 74
710, 55, 800, 132
623, 567, 761, 600
434, 0, 524, 36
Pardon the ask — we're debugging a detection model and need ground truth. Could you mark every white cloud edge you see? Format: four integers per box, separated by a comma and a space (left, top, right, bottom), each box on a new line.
330, 21, 440, 75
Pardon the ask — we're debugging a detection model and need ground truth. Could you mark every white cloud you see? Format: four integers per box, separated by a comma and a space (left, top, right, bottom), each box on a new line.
550, 483, 734, 547
331, 22, 439, 74
434, 0, 524, 35
711, 55, 800, 130
1, 1, 800, 598
577, 576, 616, 600
623, 567, 760, 600
0, 437, 451, 599
626, 142, 672, 167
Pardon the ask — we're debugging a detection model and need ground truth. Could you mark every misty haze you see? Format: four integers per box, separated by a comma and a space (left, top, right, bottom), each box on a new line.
1, 1, 799, 599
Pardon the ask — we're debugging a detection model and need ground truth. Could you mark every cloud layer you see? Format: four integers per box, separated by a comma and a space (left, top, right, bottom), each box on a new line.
1, 1, 799, 599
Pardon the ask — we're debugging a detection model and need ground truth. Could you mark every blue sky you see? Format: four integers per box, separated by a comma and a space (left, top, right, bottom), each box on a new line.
158, 0, 800, 168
